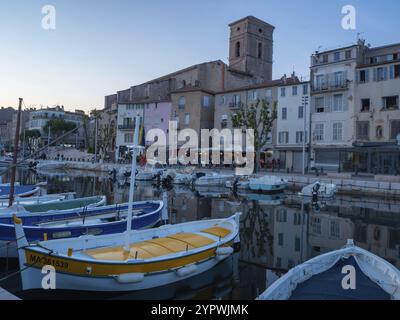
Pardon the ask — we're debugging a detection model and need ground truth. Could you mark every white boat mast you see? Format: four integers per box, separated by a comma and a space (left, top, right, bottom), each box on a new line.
124, 116, 141, 252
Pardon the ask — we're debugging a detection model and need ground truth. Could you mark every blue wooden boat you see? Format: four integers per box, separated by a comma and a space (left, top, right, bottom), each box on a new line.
0, 200, 163, 258
0, 184, 41, 199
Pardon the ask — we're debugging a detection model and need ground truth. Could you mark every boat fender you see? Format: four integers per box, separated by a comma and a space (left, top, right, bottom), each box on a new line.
115, 273, 145, 284
215, 247, 234, 260
176, 264, 198, 277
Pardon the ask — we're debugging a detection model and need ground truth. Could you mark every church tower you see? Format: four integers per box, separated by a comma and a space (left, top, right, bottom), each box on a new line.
228, 16, 274, 82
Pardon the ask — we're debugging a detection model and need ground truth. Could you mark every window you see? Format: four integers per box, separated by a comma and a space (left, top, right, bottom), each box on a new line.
315, 97, 325, 113
323, 54, 328, 63
330, 220, 340, 239
298, 105, 304, 119
278, 233, 284, 246
276, 209, 287, 222
220, 95, 226, 105
311, 217, 322, 235
303, 84, 308, 95
376, 67, 387, 81
296, 131, 305, 143
376, 126, 383, 139
383, 96, 399, 110
250, 91, 258, 101
334, 52, 341, 62
333, 94, 343, 112
292, 86, 298, 96
356, 121, 369, 140
266, 89, 272, 98
124, 133, 133, 143
345, 50, 352, 59
233, 94, 241, 107
202, 96, 210, 107
314, 123, 324, 141
395, 64, 400, 78
361, 99, 370, 112
282, 107, 287, 120
235, 42, 241, 58
333, 122, 343, 141
295, 238, 301, 252
178, 96, 186, 109
278, 132, 289, 144
390, 120, 400, 139
281, 88, 286, 97
184, 113, 190, 125
334, 72, 344, 87
221, 115, 228, 128
359, 70, 369, 83
257, 42, 262, 59
315, 75, 325, 90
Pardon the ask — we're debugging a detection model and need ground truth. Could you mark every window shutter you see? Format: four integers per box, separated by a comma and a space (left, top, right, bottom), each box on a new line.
365, 69, 370, 82
355, 71, 360, 83
373, 68, 378, 82
383, 67, 388, 80
343, 96, 349, 111
326, 95, 332, 112
390, 65, 395, 79
311, 97, 316, 113
343, 70, 348, 81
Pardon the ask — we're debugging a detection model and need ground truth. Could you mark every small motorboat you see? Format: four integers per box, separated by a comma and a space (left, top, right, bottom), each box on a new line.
194, 172, 234, 187
0, 184, 41, 200
162, 169, 195, 186
14, 212, 241, 292
1, 200, 163, 258
0, 192, 76, 208
135, 165, 164, 181
299, 182, 337, 198
257, 240, 400, 300
0, 195, 106, 218
248, 175, 288, 193
225, 176, 250, 190
36, 160, 69, 171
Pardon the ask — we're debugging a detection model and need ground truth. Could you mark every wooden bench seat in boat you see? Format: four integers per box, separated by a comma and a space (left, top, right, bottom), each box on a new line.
84, 227, 231, 262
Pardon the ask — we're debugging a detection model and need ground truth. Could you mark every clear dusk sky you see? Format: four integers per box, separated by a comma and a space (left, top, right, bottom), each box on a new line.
1, 0, 399, 111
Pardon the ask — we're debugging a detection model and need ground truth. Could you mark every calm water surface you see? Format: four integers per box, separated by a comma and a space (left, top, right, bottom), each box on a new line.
1, 168, 400, 300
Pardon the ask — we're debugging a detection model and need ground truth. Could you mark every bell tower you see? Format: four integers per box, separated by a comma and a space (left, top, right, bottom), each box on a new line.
228, 16, 274, 82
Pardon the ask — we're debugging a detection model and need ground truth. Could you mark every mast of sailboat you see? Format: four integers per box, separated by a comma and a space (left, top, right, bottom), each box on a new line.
124, 115, 141, 252
8, 98, 23, 207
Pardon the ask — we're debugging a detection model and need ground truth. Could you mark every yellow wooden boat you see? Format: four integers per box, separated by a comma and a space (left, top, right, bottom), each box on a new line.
14, 212, 241, 292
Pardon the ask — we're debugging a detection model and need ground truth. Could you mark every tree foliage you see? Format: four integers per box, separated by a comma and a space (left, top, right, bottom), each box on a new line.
231, 99, 277, 172
43, 119, 77, 140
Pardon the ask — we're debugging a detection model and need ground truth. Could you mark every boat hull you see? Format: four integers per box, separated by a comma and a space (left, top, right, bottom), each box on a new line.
19, 250, 231, 292
248, 183, 287, 193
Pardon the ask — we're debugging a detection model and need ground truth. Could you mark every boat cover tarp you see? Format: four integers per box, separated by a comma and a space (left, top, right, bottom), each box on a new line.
290, 256, 390, 300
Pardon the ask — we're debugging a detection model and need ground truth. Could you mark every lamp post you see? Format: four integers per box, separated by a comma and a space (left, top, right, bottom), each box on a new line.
302, 96, 309, 176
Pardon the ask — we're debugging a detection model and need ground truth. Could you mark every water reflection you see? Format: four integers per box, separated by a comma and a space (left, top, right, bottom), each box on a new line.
1, 168, 400, 299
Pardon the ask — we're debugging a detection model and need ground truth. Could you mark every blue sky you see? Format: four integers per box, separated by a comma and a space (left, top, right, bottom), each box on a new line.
1, 0, 399, 111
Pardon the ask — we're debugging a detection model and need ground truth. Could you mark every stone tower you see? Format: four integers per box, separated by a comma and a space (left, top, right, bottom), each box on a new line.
228, 16, 274, 82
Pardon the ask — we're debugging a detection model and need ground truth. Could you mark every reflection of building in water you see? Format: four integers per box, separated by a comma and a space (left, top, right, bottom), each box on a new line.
169, 187, 211, 223
338, 206, 400, 268
272, 205, 308, 270
308, 211, 354, 256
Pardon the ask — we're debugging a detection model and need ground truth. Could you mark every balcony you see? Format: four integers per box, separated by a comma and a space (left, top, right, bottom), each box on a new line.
311, 80, 349, 94
118, 124, 135, 131
228, 102, 243, 109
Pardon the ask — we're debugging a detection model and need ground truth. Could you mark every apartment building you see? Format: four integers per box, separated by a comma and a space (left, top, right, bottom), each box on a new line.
310, 42, 363, 171
276, 80, 310, 172
352, 43, 400, 174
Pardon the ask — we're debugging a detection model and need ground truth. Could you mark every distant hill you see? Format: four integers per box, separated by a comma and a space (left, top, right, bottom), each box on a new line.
0, 107, 16, 123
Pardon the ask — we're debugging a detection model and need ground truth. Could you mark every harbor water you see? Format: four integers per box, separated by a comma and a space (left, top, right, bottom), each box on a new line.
1, 168, 399, 300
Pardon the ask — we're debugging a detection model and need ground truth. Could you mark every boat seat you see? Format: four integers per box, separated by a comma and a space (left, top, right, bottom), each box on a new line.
200, 226, 231, 238
84, 232, 216, 261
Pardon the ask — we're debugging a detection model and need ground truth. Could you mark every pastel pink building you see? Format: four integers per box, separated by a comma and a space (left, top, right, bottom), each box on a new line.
144, 101, 171, 145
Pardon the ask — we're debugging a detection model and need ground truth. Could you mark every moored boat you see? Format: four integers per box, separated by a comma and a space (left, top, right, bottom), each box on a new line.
0, 195, 106, 217
299, 181, 337, 198
0, 200, 163, 258
248, 175, 288, 193
14, 212, 241, 292
257, 240, 400, 300
194, 172, 234, 187
0, 184, 41, 200
0, 192, 76, 207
